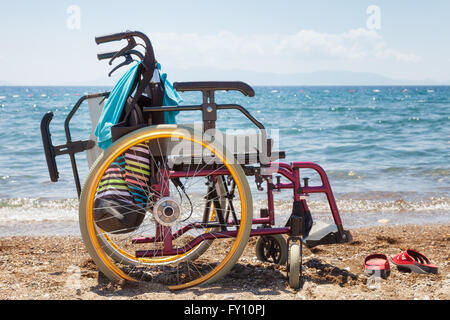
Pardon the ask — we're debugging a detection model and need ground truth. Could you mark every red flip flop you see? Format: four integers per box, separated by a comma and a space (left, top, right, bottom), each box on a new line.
364, 253, 390, 278
390, 249, 438, 274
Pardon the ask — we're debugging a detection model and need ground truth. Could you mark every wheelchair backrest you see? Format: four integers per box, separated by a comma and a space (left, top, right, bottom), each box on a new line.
86, 95, 106, 168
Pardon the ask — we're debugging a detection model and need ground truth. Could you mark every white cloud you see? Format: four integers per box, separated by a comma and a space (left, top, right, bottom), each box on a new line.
148, 28, 421, 72
276, 29, 420, 62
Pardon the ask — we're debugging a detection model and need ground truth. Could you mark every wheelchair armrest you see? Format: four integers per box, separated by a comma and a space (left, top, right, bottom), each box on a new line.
173, 81, 255, 97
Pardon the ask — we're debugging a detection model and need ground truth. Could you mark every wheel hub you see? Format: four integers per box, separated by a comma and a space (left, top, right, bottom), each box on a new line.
152, 197, 181, 226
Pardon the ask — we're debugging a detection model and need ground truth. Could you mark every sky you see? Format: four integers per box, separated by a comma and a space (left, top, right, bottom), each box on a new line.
0, 0, 449, 85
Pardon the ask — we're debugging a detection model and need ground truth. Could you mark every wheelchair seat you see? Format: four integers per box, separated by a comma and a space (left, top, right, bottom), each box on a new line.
150, 124, 285, 166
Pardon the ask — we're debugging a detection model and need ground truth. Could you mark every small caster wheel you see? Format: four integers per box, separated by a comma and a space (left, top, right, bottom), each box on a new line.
255, 234, 287, 265
287, 243, 301, 290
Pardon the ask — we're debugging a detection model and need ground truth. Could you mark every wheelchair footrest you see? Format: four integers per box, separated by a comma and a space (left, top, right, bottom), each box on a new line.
303, 221, 352, 248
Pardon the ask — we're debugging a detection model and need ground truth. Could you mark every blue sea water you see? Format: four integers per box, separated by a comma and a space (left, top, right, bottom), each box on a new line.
0, 85, 448, 234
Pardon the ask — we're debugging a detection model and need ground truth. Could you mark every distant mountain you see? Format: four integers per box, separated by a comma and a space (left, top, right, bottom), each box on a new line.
1, 69, 447, 86
169, 68, 445, 86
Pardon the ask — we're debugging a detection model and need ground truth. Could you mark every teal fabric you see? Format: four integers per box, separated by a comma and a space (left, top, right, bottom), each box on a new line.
157, 63, 182, 124
95, 62, 181, 150
95, 62, 141, 150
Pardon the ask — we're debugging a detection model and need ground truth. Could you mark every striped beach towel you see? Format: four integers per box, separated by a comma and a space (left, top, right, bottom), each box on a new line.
93, 143, 151, 233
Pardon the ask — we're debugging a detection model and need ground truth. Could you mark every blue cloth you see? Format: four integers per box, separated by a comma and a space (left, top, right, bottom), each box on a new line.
157, 63, 183, 124
95, 62, 141, 149
95, 62, 182, 150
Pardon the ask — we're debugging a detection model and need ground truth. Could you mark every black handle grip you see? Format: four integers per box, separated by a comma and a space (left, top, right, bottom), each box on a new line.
97, 52, 118, 60
95, 32, 131, 44
40, 112, 59, 182
98, 50, 144, 61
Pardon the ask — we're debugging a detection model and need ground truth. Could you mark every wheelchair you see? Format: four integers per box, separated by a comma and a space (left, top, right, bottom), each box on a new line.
41, 31, 352, 290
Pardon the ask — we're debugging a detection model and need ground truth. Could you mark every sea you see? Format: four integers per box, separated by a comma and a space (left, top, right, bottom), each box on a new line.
0, 85, 448, 235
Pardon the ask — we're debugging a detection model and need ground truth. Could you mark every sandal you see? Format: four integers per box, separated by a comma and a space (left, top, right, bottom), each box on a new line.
390, 249, 438, 274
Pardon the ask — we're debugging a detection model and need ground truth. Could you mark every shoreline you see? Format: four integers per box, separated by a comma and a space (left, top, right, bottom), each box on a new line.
0, 224, 448, 300
1, 195, 449, 236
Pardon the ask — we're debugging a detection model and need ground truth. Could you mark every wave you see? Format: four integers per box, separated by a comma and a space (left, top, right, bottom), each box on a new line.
380, 167, 449, 177
306, 197, 450, 214
0, 195, 448, 221
0, 198, 78, 210
0, 195, 448, 236
251, 196, 450, 214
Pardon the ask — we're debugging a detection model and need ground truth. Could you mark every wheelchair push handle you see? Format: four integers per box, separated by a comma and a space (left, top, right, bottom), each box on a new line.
95, 32, 133, 44
97, 49, 145, 77
95, 31, 156, 66
97, 49, 144, 61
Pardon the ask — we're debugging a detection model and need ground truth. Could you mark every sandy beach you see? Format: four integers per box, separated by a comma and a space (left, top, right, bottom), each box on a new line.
0, 224, 448, 300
